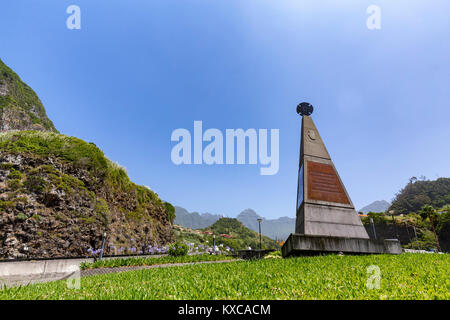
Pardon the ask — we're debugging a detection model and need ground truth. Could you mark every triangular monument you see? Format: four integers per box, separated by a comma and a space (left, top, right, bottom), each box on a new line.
282, 103, 402, 256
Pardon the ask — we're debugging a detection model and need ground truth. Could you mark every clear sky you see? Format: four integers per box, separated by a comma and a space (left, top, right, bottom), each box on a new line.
1, 1, 449, 219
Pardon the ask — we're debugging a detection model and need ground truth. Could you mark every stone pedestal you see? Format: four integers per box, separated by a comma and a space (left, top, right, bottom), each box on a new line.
282, 234, 402, 257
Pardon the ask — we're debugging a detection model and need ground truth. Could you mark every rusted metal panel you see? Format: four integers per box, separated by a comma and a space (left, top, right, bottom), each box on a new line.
307, 161, 350, 204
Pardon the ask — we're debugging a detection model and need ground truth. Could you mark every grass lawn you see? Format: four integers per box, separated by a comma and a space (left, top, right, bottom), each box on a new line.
1, 253, 448, 300
80, 254, 235, 269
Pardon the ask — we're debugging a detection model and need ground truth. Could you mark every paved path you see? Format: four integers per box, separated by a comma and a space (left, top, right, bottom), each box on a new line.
0, 259, 239, 288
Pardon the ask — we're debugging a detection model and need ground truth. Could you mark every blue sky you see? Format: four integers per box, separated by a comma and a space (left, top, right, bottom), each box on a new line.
1, 1, 449, 219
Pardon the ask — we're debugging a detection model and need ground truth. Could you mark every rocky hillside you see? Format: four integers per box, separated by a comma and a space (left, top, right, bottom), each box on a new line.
0, 59, 57, 132
0, 131, 174, 259
0, 59, 173, 259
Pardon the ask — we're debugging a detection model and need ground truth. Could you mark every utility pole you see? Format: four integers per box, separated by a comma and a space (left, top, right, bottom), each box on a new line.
404, 221, 411, 242
413, 226, 418, 240
370, 217, 377, 240
429, 214, 441, 252
257, 218, 262, 250
99, 232, 107, 260
389, 210, 400, 240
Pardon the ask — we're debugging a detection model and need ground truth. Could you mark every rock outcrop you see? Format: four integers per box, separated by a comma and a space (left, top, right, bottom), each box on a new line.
0, 59, 57, 132
0, 59, 174, 259
0, 132, 173, 259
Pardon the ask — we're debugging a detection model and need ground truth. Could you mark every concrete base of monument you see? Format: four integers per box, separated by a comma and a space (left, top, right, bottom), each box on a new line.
282, 234, 402, 257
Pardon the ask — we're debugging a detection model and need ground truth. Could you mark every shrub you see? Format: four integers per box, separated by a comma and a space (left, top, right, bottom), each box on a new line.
367, 212, 387, 224
31, 214, 42, 223
24, 175, 47, 194
7, 178, 22, 190
164, 202, 176, 224
168, 242, 189, 257
94, 198, 110, 226
7, 168, 23, 180
15, 212, 28, 221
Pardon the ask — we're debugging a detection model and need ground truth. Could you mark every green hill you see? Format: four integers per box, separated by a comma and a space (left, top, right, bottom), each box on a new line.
389, 177, 450, 214
206, 218, 279, 250
0, 59, 57, 132
173, 217, 280, 252
0, 59, 174, 259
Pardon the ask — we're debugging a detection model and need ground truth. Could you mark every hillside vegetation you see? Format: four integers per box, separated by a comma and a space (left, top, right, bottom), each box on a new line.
173, 217, 280, 252
389, 177, 450, 214
206, 218, 279, 250
361, 205, 450, 252
0, 58, 175, 259
0, 59, 57, 132
0, 130, 174, 259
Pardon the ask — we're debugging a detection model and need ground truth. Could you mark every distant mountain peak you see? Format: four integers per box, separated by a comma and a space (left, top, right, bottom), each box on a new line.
174, 206, 295, 240
237, 208, 261, 218
358, 200, 390, 214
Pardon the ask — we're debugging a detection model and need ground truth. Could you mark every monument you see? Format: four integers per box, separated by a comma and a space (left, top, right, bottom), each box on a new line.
282, 103, 402, 257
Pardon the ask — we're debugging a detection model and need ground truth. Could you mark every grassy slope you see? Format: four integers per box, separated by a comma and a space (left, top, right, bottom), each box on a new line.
1, 254, 448, 299
0, 59, 57, 132
0, 130, 174, 257
0, 130, 164, 212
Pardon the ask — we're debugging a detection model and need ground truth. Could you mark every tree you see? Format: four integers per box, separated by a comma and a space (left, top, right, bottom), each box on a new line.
164, 202, 176, 224
419, 205, 441, 252
437, 206, 450, 252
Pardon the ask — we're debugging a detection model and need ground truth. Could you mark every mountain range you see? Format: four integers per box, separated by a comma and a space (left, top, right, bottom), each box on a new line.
175, 200, 392, 240
358, 200, 390, 214
174, 206, 295, 240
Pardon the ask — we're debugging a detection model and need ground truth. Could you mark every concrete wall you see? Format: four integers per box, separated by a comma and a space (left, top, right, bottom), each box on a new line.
0, 258, 91, 277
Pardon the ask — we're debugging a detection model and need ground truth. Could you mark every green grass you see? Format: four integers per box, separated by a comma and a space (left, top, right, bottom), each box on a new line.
0, 130, 166, 211
80, 254, 235, 270
1, 254, 448, 300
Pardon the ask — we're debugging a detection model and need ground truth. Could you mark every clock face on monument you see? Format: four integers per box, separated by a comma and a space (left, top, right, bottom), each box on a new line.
296, 102, 314, 116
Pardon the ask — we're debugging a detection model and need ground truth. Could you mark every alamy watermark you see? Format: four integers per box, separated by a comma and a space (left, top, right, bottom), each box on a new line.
367, 5, 381, 30
66, 5, 81, 30
171, 121, 279, 175
366, 265, 381, 289
66, 266, 81, 290
65, 5, 380, 31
